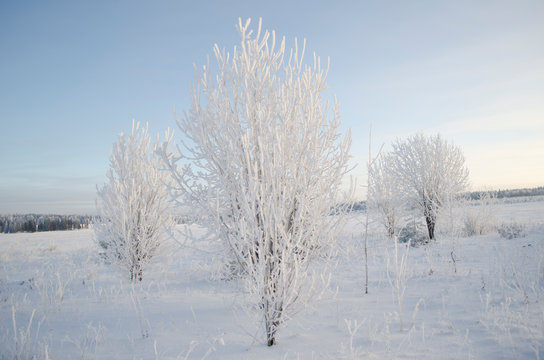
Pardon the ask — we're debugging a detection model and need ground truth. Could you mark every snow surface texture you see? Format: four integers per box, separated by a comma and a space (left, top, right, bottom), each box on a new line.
1, 197, 543, 359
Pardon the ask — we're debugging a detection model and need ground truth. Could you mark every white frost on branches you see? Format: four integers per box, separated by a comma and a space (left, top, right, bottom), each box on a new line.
159, 18, 352, 346
390, 133, 469, 240
96, 121, 174, 282
368, 153, 399, 238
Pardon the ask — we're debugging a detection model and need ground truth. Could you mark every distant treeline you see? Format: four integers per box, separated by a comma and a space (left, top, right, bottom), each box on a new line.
0, 214, 93, 234
350, 186, 544, 213
2, 186, 541, 233
466, 186, 544, 200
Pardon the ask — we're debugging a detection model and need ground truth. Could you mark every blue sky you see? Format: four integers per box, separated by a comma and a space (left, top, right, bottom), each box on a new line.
1, 0, 543, 214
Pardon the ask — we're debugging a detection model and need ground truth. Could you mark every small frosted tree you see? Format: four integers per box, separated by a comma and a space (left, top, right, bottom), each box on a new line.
391, 133, 468, 240
368, 152, 399, 238
96, 121, 174, 282
160, 18, 352, 346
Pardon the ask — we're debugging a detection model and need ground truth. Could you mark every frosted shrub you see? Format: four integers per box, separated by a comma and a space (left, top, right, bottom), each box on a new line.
398, 222, 428, 247
463, 213, 488, 237
386, 237, 411, 331
1, 306, 47, 360
463, 214, 496, 237
96, 121, 174, 282
462, 193, 497, 236
497, 221, 526, 239
368, 153, 400, 239
160, 18, 352, 346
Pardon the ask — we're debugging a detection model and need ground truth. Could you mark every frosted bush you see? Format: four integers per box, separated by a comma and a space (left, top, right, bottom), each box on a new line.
463, 213, 490, 236
497, 221, 526, 239
398, 222, 428, 246
96, 121, 174, 282
462, 193, 497, 237
368, 153, 400, 239
1, 306, 48, 360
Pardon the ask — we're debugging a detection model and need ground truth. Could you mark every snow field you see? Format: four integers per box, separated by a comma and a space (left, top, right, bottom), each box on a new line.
0, 198, 543, 359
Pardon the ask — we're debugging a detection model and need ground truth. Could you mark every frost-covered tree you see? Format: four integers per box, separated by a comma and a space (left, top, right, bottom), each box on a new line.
391, 133, 468, 240
368, 153, 399, 238
96, 121, 174, 282
160, 18, 352, 346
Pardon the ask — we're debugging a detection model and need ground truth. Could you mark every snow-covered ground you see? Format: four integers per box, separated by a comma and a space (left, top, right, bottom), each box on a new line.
1, 197, 543, 359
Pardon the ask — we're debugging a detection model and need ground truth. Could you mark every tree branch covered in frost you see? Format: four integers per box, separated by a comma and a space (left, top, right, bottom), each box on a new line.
159, 18, 352, 346
390, 134, 468, 240
95, 121, 174, 282
368, 153, 400, 239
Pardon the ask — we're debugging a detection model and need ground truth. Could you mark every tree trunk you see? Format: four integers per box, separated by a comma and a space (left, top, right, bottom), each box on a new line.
425, 212, 435, 240
266, 316, 280, 346
387, 214, 395, 238
423, 200, 437, 240
130, 263, 143, 282
267, 334, 275, 346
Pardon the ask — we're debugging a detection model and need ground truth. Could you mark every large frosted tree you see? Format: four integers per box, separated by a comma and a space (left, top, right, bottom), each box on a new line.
96, 121, 174, 282
391, 133, 469, 240
160, 18, 352, 346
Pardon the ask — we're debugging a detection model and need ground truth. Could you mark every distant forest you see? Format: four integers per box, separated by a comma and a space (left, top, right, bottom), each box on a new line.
0, 214, 93, 234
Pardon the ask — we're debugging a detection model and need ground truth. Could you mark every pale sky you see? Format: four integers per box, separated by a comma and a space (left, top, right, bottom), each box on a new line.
1, 0, 543, 214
